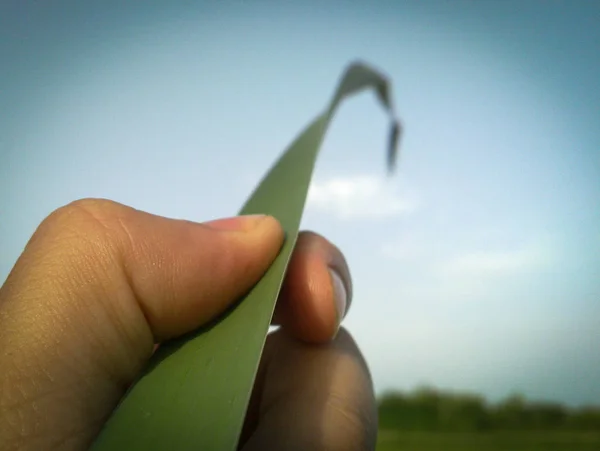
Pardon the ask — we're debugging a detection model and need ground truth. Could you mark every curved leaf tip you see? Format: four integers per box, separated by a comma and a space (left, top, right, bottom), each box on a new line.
331, 60, 403, 174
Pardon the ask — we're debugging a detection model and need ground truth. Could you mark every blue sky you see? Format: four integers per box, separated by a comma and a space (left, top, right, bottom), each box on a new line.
1, 1, 599, 406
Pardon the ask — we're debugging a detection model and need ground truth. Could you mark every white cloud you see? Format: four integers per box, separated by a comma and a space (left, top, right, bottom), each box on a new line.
306, 174, 418, 220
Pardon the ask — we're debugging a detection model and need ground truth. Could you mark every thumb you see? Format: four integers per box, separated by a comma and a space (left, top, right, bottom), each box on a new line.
0, 199, 283, 451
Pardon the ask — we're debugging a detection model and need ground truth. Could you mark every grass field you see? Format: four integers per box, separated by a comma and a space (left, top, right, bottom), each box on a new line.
376, 430, 600, 450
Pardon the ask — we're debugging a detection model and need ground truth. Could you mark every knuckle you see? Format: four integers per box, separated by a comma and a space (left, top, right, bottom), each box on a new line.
37, 198, 129, 252
44, 198, 119, 232
328, 330, 378, 450
22, 199, 133, 287
326, 392, 378, 450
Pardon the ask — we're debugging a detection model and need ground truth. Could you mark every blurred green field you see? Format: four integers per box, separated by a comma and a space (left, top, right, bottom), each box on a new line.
376, 430, 600, 451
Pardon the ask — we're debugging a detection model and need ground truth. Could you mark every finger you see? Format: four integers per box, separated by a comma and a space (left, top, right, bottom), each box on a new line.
0, 198, 283, 451
240, 328, 378, 451
272, 231, 352, 343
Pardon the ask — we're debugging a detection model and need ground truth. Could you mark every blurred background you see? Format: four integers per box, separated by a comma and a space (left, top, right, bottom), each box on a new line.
1, 1, 599, 449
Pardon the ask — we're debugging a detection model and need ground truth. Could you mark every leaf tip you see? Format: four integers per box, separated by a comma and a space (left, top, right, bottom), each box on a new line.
386, 120, 402, 175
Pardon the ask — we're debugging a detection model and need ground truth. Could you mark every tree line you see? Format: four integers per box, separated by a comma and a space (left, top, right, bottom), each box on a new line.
378, 387, 600, 432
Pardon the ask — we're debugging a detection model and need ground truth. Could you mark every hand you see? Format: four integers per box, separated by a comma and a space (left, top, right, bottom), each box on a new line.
0, 199, 376, 451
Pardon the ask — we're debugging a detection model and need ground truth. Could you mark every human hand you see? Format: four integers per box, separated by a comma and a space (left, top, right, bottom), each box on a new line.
0, 199, 376, 451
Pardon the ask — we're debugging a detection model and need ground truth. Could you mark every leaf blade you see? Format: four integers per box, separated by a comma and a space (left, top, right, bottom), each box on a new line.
91, 61, 401, 451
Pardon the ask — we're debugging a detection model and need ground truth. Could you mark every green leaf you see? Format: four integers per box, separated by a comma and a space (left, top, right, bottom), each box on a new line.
90, 60, 402, 451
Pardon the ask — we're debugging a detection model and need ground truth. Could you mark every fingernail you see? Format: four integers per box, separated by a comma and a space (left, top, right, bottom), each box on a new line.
204, 214, 267, 231
329, 268, 348, 338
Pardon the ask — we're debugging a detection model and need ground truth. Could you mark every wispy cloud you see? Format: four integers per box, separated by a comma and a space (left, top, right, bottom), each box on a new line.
306, 174, 418, 220
382, 227, 557, 275
439, 244, 554, 278
380, 234, 432, 262
379, 230, 558, 303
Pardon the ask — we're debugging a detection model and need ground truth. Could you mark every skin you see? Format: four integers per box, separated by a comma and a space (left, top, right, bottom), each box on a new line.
0, 199, 377, 451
